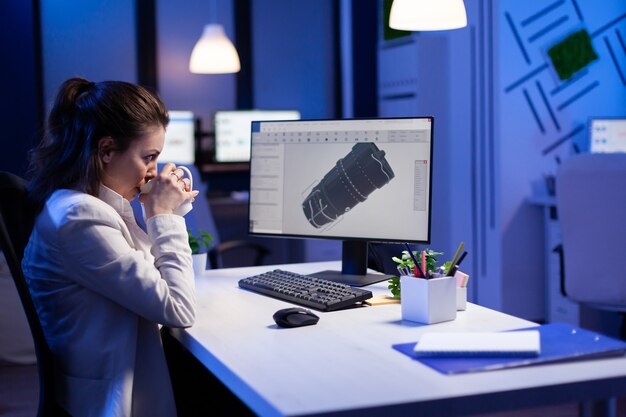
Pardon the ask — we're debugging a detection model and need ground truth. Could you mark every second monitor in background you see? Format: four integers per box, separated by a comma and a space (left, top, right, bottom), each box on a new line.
214, 110, 301, 163
160, 110, 195, 165
589, 118, 626, 154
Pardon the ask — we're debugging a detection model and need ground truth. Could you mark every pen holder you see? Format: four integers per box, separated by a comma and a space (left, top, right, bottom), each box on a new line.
400, 276, 456, 324
456, 287, 467, 311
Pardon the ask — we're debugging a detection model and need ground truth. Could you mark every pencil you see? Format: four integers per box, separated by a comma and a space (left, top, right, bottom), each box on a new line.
446, 241, 465, 275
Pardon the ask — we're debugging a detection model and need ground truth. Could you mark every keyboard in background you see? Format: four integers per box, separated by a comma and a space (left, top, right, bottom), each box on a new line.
238, 269, 373, 312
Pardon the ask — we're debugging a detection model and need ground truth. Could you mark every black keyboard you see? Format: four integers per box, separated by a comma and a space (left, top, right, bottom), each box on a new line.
238, 269, 373, 312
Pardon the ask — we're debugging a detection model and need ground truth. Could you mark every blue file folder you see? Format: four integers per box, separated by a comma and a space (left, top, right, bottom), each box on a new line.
392, 323, 626, 375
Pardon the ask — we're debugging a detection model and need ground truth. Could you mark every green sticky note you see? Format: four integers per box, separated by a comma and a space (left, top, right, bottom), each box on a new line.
548, 29, 598, 81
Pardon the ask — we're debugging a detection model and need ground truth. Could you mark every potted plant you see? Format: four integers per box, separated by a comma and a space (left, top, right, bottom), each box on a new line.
389, 248, 459, 324
188, 229, 214, 275
388, 249, 444, 299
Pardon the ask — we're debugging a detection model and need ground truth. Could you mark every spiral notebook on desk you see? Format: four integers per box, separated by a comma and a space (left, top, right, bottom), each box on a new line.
393, 323, 626, 375
413, 330, 540, 358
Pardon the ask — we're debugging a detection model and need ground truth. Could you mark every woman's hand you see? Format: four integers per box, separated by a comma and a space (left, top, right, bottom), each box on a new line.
139, 163, 199, 219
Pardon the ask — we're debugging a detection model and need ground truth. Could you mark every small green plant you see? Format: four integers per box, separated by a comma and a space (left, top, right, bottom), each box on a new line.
388, 248, 444, 299
388, 277, 401, 299
391, 249, 443, 273
187, 229, 214, 254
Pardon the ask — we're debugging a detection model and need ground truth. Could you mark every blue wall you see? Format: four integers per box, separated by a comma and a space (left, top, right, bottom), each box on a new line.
0, 0, 41, 176
252, 0, 337, 119
41, 0, 138, 112
497, 0, 626, 319
374, 0, 626, 322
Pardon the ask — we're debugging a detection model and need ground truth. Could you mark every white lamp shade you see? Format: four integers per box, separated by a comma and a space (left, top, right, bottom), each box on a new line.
189, 24, 241, 74
389, 0, 467, 31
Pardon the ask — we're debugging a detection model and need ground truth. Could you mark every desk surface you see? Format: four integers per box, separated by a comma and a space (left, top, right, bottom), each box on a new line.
170, 262, 626, 417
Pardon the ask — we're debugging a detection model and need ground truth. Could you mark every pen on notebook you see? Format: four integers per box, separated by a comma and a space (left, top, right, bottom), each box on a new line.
446, 242, 465, 275
404, 243, 426, 278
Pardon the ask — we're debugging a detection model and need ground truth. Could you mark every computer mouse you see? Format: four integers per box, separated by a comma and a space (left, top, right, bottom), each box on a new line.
273, 307, 319, 328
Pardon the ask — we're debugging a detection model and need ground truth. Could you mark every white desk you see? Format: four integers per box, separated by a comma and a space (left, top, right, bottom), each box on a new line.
169, 261, 626, 417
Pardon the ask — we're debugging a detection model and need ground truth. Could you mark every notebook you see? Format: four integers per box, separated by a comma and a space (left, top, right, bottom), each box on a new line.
413, 330, 540, 357
393, 323, 626, 375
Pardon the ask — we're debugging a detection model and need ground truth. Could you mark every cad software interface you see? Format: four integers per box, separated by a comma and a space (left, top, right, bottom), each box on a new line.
214, 110, 301, 162
249, 117, 433, 242
589, 118, 626, 153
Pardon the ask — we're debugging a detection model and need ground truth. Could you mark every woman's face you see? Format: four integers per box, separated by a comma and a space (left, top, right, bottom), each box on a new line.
100, 126, 165, 201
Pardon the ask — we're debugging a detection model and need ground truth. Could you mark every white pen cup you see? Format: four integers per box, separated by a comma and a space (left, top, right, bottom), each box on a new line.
400, 275, 456, 324
456, 286, 467, 311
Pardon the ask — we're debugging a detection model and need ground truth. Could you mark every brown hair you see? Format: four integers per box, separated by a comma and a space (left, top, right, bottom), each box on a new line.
27, 77, 169, 203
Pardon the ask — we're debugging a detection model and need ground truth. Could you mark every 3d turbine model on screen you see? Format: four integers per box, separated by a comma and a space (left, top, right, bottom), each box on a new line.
302, 142, 395, 228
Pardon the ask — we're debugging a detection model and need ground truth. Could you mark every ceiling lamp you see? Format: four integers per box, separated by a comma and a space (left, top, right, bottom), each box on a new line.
389, 0, 467, 31
189, 23, 240, 74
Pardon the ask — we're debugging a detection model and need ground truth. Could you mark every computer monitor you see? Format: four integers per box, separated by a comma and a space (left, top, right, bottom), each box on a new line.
160, 110, 195, 164
214, 110, 301, 163
589, 118, 626, 153
248, 117, 434, 286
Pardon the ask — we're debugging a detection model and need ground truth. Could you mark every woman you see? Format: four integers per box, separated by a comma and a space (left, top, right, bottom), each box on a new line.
22, 77, 198, 416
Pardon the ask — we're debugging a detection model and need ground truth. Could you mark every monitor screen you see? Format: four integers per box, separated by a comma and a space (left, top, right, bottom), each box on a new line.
214, 110, 301, 163
160, 110, 195, 165
589, 118, 626, 153
249, 117, 434, 286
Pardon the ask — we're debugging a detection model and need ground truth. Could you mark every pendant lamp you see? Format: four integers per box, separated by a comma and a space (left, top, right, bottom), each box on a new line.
389, 0, 467, 31
189, 2, 240, 74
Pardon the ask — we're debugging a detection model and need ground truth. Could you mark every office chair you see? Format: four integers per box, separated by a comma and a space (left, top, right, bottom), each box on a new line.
555, 154, 626, 339
208, 239, 270, 269
0, 172, 69, 416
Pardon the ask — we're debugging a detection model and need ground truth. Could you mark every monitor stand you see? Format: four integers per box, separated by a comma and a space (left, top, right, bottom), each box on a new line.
310, 240, 394, 287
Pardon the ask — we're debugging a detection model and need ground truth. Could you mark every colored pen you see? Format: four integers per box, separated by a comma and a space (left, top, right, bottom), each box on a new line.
404, 243, 426, 278
448, 265, 459, 276
456, 251, 468, 268
421, 250, 427, 278
447, 251, 468, 277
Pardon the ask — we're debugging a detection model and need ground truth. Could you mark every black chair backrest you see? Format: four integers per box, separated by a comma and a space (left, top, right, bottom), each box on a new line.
208, 240, 270, 269
0, 171, 68, 416
0, 172, 39, 260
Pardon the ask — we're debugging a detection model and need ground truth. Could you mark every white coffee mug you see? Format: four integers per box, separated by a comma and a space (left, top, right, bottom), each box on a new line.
140, 166, 193, 216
